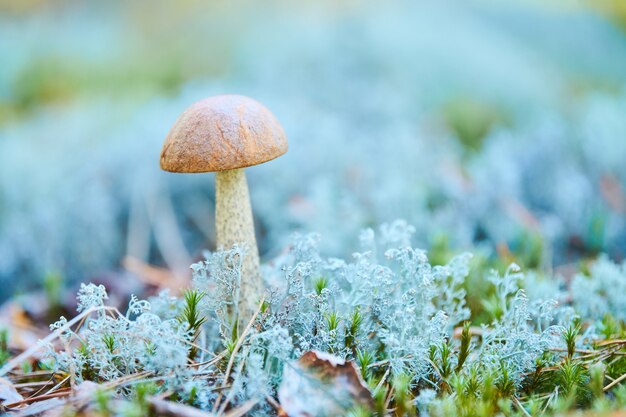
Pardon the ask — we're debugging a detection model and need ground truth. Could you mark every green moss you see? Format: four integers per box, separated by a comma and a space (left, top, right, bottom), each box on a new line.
442, 97, 509, 153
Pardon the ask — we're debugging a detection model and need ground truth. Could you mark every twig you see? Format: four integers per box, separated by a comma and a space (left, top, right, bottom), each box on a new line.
195, 350, 226, 369
12, 381, 55, 389
596, 339, 626, 347
268, 397, 289, 417
550, 347, 596, 355
103, 370, 155, 389
9, 371, 56, 381
604, 372, 626, 392
43, 375, 70, 397
4, 388, 72, 408
384, 385, 394, 411
265, 395, 281, 411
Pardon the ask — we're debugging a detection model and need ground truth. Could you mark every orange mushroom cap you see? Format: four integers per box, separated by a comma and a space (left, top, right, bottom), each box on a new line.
160, 95, 288, 173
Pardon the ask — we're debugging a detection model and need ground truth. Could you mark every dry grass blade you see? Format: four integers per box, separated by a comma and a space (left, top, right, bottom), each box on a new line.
217, 351, 247, 416
4, 387, 72, 408
195, 350, 227, 369
13, 381, 55, 390
39, 375, 70, 399
513, 396, 532, 417
373, 368, 390, 396
102, 371, 155, 389
596, 339, 626, 347
212, 297, 264, 413
9, 371, 56, 382
265, 395, 284, 413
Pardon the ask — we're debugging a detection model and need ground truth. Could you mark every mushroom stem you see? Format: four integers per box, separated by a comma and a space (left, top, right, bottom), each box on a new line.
215, 168, 263, 325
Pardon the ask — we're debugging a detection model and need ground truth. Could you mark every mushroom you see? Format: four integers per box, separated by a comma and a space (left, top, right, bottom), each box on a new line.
160, 94, 288, 323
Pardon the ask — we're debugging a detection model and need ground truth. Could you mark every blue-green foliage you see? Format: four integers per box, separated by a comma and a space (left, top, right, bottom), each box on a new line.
254, 220, 472, 383
45, 284, 194, 392
571, 255, 626, 322
43, 221, 608, 415
479, 265, 567, 387
2, 2, 626, 297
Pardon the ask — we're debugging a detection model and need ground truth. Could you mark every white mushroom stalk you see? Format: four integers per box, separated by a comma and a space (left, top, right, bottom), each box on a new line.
160, 95, 288, 325
215, 168, 262, 320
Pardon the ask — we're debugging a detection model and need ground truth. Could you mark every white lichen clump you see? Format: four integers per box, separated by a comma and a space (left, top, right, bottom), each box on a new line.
43, 220, 623, 415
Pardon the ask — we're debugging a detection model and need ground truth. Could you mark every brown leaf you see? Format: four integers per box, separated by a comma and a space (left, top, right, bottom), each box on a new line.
600, 174, 626, 214
501, 198, 541, 231
0, 301, 44, 352
123, 256, 189, 293
278, 350, 373, 417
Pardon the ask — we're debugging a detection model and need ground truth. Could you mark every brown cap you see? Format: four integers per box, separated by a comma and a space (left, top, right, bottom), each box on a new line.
160, 95, 288, 173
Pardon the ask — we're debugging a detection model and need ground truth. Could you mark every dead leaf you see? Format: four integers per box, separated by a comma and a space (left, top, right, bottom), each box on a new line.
1, 376, 24, 408
501, 198, 541, 231
123, 256, 189, 293
278, 350, 373, 417
600, 174, 626, 214
0, 298, 49, 352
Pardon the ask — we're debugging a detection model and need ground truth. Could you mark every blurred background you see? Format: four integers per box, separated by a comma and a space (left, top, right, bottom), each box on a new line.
1, 0, 626, 302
